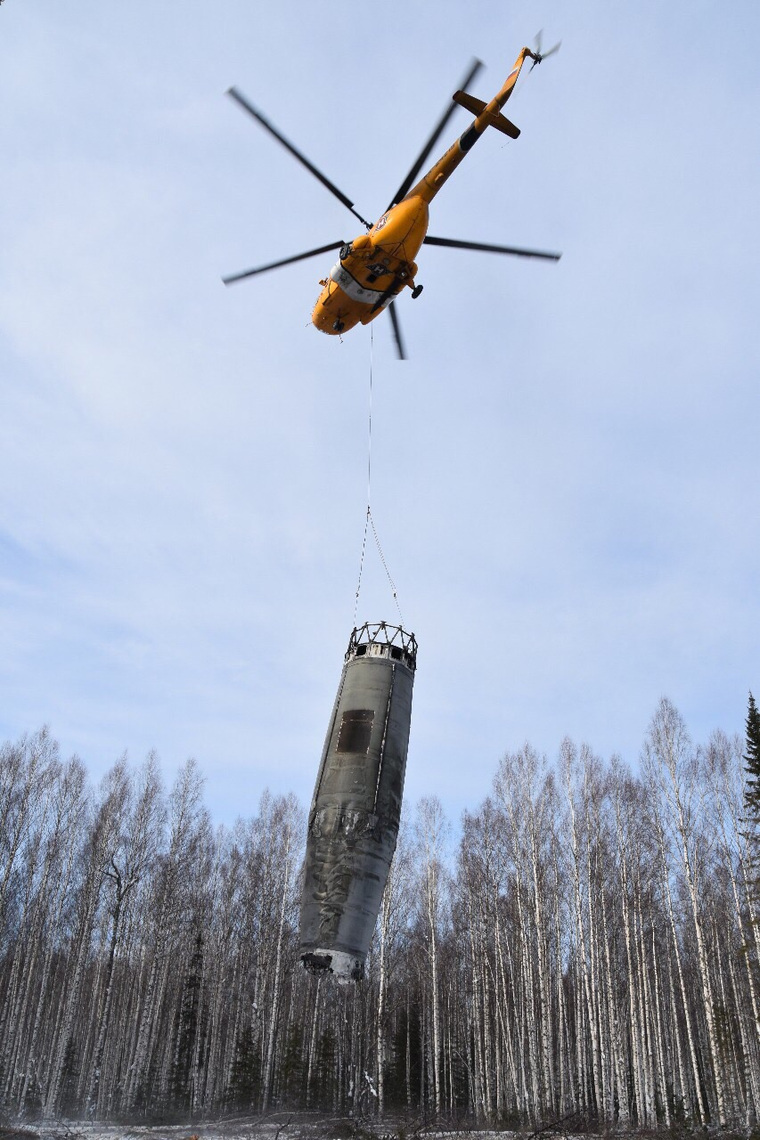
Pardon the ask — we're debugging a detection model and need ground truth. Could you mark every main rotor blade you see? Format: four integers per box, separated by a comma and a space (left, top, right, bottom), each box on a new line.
386, 57, 483, 211
223, 241, 344, 285
227, 87, 372, 229
423, 235, 562, 261
387, 301, 407, 360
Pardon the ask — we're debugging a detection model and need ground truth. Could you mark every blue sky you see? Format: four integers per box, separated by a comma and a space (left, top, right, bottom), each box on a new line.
1, 0, 758, 825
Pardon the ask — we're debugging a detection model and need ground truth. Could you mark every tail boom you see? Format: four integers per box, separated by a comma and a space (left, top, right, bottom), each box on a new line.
403, 47, 538, 204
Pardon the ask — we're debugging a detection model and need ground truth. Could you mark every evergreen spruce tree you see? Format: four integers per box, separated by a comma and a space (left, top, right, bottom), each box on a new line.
59, 1037, 81, 1119
744, 691, 760, 890
278, 1022, 305, 1107
225, 1024, 261, 1111
169, 932, 205, 1111
313, 1026, 337, 1110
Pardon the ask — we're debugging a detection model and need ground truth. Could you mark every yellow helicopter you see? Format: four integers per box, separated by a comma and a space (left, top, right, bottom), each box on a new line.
224, 41, 561, 358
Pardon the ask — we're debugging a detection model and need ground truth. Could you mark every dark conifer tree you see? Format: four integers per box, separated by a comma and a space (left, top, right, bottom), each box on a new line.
225, 1024, 261, 1111
744, 691, 760, 886
59, 1037, 80, 1119
312, 1026, 337, 1110
169, 932, 205, 1111
278, 1022, 305, 1107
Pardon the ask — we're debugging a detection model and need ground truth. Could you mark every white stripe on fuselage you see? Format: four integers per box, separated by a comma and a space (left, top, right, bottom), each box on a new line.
330, 263, 393, 310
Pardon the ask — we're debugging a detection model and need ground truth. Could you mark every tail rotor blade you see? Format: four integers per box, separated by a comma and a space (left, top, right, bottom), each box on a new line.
223, 241, 345, 285
540, 40, 562, 60
424, 235, 561, 261
227, 88, 372, 229
386, 57, 483, 211
387, 301, 407, 360
532, 30, 561, 66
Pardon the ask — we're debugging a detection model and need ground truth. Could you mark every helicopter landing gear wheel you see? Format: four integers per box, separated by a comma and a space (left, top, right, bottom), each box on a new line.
333, 319, 345, 332
411, 284, 424, 299
339, 244, 352, 261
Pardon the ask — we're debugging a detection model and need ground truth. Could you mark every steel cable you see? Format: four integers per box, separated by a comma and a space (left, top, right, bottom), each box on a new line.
353, 326, 403, 627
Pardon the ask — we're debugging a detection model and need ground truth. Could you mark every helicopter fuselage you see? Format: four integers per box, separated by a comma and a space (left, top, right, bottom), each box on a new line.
311, 196, 429, 336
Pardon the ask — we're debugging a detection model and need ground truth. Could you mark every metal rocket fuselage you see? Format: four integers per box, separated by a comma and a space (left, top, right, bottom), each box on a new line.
299, 622, 417, 982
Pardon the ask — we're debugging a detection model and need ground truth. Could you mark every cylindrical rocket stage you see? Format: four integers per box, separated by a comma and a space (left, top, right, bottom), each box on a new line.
299, 621, 417, 982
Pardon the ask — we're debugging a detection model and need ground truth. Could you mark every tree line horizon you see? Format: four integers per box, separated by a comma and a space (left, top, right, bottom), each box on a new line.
0, 695, 758, 1130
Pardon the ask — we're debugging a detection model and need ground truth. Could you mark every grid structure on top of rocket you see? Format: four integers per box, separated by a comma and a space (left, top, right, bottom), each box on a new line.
224, 44, 561, 982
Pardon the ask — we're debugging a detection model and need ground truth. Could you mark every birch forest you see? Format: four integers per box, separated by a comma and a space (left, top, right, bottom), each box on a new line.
1, 697, 758, 1130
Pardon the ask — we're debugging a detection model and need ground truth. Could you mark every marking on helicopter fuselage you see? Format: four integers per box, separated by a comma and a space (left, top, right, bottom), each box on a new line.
330, 263, 387, 306
459, 124, 481, 152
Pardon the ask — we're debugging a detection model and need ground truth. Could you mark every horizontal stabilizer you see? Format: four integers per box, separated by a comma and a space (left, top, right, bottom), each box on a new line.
452, 90, 521, 138
452, 90, 487, 117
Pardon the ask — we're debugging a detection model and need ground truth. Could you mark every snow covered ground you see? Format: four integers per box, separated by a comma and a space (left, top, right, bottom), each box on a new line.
3, 1120, 288, 1140
1, 1120, 293, 1140
0, 1122, 525, 1140
0, 1120, 311, 1140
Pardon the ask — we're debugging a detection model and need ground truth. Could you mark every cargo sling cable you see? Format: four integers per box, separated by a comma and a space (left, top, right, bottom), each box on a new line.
353, 325, 403, 627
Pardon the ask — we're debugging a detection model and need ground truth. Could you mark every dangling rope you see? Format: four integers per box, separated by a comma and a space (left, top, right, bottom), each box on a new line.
353, 325, 404, 627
